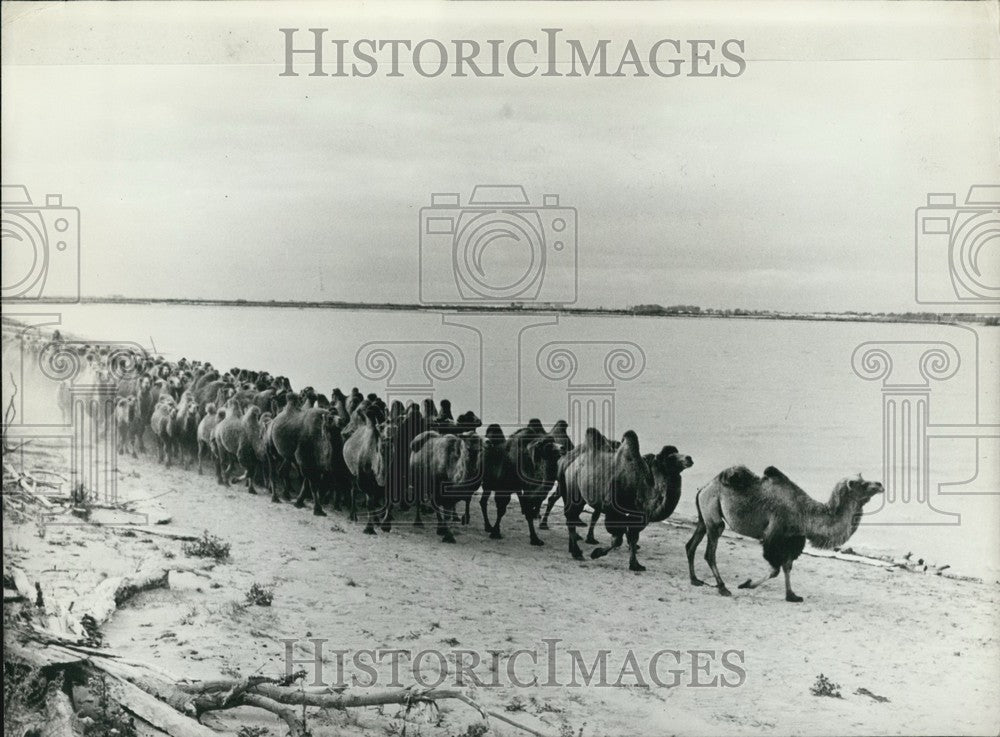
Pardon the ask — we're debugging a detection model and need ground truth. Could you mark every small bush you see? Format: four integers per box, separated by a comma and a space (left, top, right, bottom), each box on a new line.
245, 583, 274, 607
505, 695, 526, 713
182, 531, 231, 561
237, 727, 271, 737
810, 673, 843, 698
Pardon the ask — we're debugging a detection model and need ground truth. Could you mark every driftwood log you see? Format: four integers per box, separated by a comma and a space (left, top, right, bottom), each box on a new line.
6, 629, 550, 737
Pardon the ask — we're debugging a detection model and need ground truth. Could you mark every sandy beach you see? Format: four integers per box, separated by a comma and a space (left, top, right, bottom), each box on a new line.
5, 435, 998, 737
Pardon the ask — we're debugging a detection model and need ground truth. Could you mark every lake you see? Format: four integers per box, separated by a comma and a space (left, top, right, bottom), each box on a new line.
7, 304, 999, 579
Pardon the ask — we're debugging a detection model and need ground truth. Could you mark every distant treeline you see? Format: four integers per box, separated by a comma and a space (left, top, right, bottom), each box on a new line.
629, 303, 1000, 326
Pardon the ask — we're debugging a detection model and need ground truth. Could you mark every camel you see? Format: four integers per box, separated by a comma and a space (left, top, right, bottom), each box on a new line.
342, 406, 389, 533
408, 429, 483, 543
114, 397, 138, 458
559, 428, 692, 570
211, 397, 247, 486
196, 402, 222, 475
235, 406, 269, 495
686, 466, 883, 601
266, 392, 341, 516
479, 419, 562, 546
150, 397, 179, 467
538, 420, 575, 529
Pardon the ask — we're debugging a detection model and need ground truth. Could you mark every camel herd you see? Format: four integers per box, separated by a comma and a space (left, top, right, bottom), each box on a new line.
39, 336, 883, 603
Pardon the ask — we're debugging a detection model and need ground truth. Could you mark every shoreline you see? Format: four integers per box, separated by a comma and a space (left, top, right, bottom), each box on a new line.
5, 297, 998, 327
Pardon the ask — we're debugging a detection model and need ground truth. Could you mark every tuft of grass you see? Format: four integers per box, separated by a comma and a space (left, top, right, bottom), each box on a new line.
182, 531, 231, 561
810, 673, 843, 699
245, 582, 274, 607
84, 674, 138, 737
237, 727, 271, 737
505, 695, 526, 713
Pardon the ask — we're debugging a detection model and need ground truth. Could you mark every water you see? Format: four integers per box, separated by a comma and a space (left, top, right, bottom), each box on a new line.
7, 304, 999, 579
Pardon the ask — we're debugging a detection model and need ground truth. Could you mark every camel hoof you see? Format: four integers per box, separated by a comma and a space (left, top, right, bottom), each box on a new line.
413, 521, 424, 528
293, 500, 306, 509
363, 525, 376, 535
738, 578, 753, 589
629, 562, 646, 572
571, 548, 584, 560
585, 535, 599, 545
690, 578, 705, 587
718, 587, 732, 597
539, 521, 549, 530
590, 548, 608, 559
380, 524, 392, 533
786, 593, 804, 603
530, 537, 545, 547
489, 530, 502, 540
436, 527, 447, 536
248, 488, 257, 495
313, 508, 327, 517
442, 534, 456, 544
270, 496, 281, 504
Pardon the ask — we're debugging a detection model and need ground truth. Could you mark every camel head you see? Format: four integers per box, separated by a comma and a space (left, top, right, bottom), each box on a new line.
642, 445, 693, 523
527, 435, 562, 484
843, 475, 884, 505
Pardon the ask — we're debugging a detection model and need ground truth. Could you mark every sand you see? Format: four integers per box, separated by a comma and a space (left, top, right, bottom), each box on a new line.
4, 435, 999, 737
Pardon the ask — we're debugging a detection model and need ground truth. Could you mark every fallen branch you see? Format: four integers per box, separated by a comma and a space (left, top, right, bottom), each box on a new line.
7, 629, 552, 737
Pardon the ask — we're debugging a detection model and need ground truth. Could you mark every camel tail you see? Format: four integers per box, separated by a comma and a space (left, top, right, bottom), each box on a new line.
718, 465, 758, 492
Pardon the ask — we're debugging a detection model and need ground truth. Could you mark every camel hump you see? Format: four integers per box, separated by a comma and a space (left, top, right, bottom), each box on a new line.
719, 465, 759, 491
485, 423, 506, 445
762, 466, 790, 483
216, 408, 226, 420
410, 430, 438, 454
619, 430, 641, 457
584, 427, 611, 450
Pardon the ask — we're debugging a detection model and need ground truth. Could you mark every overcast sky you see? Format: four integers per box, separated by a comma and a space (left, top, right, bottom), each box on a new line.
2, 1, 998, 312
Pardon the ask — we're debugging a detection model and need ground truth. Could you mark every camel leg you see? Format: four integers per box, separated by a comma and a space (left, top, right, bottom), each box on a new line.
461, 498, 470, 526
380, 501, 392, 533
704, 525, 731, 596
738, 566, 779, 590
591, 533, 623, 560
685, 519, 708, 585
293, 476, 309, 508
783, 561, 803, 602
525, 513, 544, 547
539, 487, 561, 530
310, 475, 327, 517
363, 490, 377, 535
626, 529, 645, 572
479, 490, 493, 533
490, 492, 511, 539
413, 500, 423, 528
585, 508, 601, 544
197, 441, 205, 475
435, 506, 456, 544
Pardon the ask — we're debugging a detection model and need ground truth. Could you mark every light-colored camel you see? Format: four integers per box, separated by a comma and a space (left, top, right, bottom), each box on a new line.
342, 406, 388, 533
686, 465, 883, 602
408, 429, 483, 543
560, 428, 692, 570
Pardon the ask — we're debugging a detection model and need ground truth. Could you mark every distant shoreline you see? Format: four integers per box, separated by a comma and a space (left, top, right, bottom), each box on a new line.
4, 296, 998, 327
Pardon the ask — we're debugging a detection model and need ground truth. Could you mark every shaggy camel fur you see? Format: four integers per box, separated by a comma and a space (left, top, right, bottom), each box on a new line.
686, 465, 883, 601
